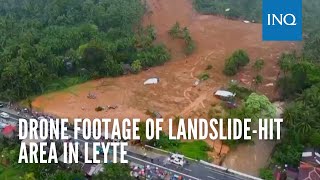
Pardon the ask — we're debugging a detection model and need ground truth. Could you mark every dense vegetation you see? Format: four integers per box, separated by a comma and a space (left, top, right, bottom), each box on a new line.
0, 0, 170, 101
223, 49, 250, 76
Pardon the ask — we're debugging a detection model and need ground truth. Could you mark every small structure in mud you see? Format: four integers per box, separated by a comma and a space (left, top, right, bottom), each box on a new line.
214, 90, 236, 98
144, 77, 160, 85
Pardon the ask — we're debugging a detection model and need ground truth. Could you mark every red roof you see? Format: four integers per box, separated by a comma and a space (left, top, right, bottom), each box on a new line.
298, 162, 320, 180
2, 125, 16, 135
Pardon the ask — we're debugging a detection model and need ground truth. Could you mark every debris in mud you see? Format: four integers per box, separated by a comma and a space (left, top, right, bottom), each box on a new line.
97, 105, 119, 112
95, 106, 104, 112
144, 77, 160, 85
108, 105, 118, 110
145, 109, 162, 118
87, 92, 96, 99
265, 83, 274, 87
194, 80, 200, 87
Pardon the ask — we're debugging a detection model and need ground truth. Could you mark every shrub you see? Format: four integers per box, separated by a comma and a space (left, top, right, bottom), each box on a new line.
259, 168, 273, 180
253, 58, 265, 72
254, 74, 263, 85
198, 72, 210, 81
234, 49, 250, 66
223, 49, 250, 76
138, 44, 171, 67
168, 22, 182, 38
131, 60, 142, 74
223, 58, 238, 76
184, 39, 196, 55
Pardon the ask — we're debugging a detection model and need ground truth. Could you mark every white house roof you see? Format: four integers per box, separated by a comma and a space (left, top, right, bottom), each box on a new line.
302, 152, 312, 157
144, 77, 159, 85
214, 90, 236, 97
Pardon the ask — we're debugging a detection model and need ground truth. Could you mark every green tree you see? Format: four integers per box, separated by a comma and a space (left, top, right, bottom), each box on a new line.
244, 93, 276, 121
253, 74, 263, 89
253, 59, 265, 72
223, 49, 250, 76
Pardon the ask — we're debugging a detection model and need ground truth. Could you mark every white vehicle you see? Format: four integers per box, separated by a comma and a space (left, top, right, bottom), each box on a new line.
0, 112, 10, 119
168, 154, 185, 166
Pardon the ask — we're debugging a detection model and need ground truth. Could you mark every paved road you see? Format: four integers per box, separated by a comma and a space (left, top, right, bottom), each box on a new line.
0, 107, 260, 180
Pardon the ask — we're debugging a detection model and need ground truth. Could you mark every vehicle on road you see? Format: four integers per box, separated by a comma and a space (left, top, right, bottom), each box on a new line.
168, 154, 185, 166
170, 174, 184, 180
0, 103, 5, 108
0, 112, 10, 118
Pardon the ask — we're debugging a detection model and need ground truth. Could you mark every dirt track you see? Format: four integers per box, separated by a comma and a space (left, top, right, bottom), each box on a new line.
33, 0, 298, 175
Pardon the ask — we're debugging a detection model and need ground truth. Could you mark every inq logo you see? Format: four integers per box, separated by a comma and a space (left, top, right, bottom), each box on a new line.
267, 14, 297, 26
262, 0, 302, 41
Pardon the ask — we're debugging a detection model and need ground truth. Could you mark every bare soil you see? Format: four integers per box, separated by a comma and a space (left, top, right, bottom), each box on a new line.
33, 0, 298, 175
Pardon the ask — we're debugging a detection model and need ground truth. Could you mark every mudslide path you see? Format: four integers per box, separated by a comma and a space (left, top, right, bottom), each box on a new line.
33, 0, 298, 175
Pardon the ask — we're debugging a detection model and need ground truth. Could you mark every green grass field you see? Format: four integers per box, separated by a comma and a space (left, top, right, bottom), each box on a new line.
165, 140, 210, 161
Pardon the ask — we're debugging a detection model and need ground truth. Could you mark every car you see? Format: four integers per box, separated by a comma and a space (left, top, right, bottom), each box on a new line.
0, 103, 4, 108
168, 154, 185, 166
170, 174, 183, 180
0, 112, 10, 118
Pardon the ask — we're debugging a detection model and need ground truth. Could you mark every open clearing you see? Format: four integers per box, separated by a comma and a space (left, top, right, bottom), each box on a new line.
33, 0, 298, 175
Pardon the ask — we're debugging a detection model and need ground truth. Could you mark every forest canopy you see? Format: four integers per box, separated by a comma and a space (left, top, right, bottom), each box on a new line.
0, 0, 170, 100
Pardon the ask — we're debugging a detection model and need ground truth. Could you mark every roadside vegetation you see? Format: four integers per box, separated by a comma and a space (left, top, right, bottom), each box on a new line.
0, 0, 170, 101
168, 22, 196, 55
138, 124, 210, 161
